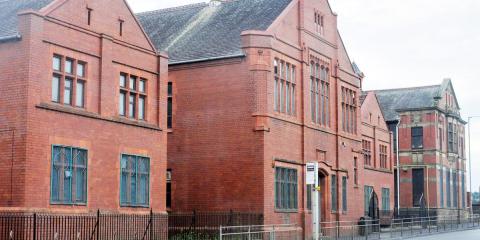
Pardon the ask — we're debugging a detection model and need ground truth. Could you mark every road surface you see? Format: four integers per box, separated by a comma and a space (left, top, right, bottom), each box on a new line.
413, 229, 480, 239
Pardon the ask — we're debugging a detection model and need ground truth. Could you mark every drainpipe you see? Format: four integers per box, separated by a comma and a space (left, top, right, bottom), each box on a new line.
396, 119, 401, 217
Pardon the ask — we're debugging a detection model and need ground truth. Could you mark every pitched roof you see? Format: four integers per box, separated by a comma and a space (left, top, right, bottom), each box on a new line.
136, 0, 292, 64
0, 0, 54, 39
371, 85, 442, 122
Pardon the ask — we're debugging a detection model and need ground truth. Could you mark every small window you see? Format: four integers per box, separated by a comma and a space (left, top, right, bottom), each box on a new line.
65, 58, 73, 74
120, 154, 150, 207
129, 76, 137, 90
411, 127, 423, 149
331, 174, 337, 212
342, 176, 347, 212
76, 80, 85, 108
52, 75, 60, 102
119, 20, 124, 36
77, 62, 85, 77
64, 78, 73, 105
53, 55, 62, 71
87, 8, 92, 25
120, 73, 127, 88
382, 188, 390, 210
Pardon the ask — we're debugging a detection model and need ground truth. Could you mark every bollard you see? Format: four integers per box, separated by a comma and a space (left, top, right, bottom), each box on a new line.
248, 226, 251, 240
219, 226, 222, 240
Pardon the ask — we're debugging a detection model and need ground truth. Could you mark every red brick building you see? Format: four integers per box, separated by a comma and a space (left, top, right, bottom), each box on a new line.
374, 79, 468, 217
360, 92, 395, 220
0, 0, 168, 214
138, 0, 394, 235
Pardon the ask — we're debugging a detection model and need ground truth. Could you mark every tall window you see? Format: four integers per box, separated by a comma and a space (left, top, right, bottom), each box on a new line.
314, 12, 324, 35
364, 186, 373, 214
331, 174, 337, 212
51, 55, 86, 108
440, 169, 444, 208
453, 124, 458, 153
166, 169, 172, 209
341, 87, 357, 134
380, 145, 388, 169
452, 172, 458, 208
462, 172, 466, 208
354, 157, 358, 185
382, 188, 390, 211
439, 127, 443, 151
167, 82, 173, 128
446, 169, 451, 208
274, 59, 296, 115
448, 123, 454, 152
119, 73, 147, 120
51, 146, 87, 205
120, 154, 150, 207
310, 60, 329, 126
342, 176, 347, 212
411, 127, 423, 149
363, 140, 372, 166
275, 167, 298, 210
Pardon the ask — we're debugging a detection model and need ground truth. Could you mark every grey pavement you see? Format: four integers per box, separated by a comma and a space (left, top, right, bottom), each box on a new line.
412, 229, 480, 239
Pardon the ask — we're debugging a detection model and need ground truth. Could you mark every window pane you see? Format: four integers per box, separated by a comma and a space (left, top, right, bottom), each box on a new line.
130, 76, 137, 90
129, 94, 136, 118
65, 59, 73, 74
52, 75, 60, 102
76, 81, 85, 107
119, 92, 126, 116
139, 96, 145, 120
53, 56, 61, 71
168, 82, 173, 96
139, 79, 146, 93
120, 73, 127, 88
77, 62, 85, 77
64, 78, 73, 105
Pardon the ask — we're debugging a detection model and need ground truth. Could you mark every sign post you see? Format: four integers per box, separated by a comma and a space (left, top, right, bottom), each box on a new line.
306, 162, 319, 240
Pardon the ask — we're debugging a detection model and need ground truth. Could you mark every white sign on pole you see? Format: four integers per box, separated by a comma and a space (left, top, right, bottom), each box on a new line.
306, 162, 316, 185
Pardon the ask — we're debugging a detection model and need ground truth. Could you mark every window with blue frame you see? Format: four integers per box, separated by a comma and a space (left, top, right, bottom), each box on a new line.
120, 154, 150, 207
51, 146, 87, 205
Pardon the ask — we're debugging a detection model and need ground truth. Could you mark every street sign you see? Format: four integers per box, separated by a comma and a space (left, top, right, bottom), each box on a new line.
306, 162, 316, 185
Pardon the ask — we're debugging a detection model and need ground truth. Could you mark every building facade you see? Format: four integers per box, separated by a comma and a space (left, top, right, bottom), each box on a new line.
138, 0, 394, 237
0, 0, 168, 214
374, 79, 468, 217
360, 92, 395, 220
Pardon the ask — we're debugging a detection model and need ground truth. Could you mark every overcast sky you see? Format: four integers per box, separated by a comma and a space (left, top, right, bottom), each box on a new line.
128, 0, 480, 192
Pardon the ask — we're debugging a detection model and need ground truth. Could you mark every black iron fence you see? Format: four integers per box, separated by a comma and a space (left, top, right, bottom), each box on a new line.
0, 210, 168, 240
0, 210, 262, 240
168, 211, 264, 240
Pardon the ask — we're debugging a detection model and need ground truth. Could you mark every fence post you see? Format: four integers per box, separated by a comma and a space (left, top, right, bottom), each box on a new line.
219, 226, 223, 240
33, 213, 37, 240
150, 209, 153, 240
96, 209, 100, 240
248, 225, 251, 240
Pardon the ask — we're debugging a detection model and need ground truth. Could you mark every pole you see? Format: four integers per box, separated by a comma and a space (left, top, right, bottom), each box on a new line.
396, 120, 401, 217
468, 117, 472, 216
313, 162, 319, 240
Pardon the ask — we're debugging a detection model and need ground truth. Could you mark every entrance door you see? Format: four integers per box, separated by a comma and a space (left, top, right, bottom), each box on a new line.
318, 173, 326, 222
412, 169, 424, 207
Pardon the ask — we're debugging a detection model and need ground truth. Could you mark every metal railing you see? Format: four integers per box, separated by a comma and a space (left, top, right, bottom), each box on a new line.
169, 211, 263, 240
220, 224, 302, 240
316, 214, 480, 240
0, 210, 168, 240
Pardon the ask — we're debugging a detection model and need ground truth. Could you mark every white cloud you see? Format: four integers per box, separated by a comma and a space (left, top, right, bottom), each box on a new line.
128, 0, 480, 191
